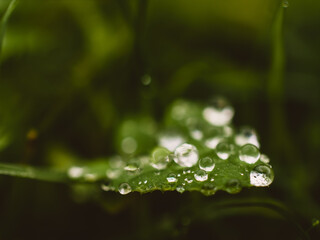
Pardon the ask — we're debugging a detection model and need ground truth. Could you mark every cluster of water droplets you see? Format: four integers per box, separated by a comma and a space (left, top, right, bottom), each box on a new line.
67, 97, 274, 195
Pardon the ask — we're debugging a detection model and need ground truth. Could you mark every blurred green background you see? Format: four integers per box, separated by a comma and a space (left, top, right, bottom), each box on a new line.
0, 0, 319, 239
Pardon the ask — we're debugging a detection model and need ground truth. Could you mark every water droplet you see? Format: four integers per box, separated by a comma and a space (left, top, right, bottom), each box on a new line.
260, 154, 270, 164
68, 166, 84, 179
194, 169, 208, 182
226, 179, 241, 193
239, 144, 260, 164
210, 178, 214, 182
84, 173, 98, 182
199, 157, 215, 172
174, 143, 199, 167
177, 174, 181, 177
124, 162, 139, 172
176, 185, 185, 193
235, 127, 260, 148
205, 137, 222, 149
159, 132, 185, 152
167, 173, 178, 183
187, 170, 191, 174
101, 182, 112, 191
150, 147, 171, 170
109, 156, 125, 168
121, 137, 137, 154
281, 0, 289, 8
141, 74, 152, 85
190, 129, 203, 140
138, 181, 142, 185
144, 180, 148, 184
201, 183, 216, 196
184, 176, 193, 183
203, 97, 234, 126
250, 165, 274, 187
118, 183, 132, 195
106, 169, 122, 179
216, 142, 234, 160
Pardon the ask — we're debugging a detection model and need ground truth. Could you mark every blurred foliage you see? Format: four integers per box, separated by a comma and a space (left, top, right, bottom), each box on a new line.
0, 0, 319, 239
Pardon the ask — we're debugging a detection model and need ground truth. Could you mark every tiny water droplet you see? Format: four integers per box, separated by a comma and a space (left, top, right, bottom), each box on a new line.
138, 181, 142, 185
194, 169, 208, 182
101, 182, 112, 191
176, 185, 185, 193
250, 165, 274, 187
184, 176, 193, 183
260, 154, 270, 164
281, 0, 289, 8
174, 143, 199, 167
201, 183, 216, 196
121, 137, 137, 154
239, 144, 260, 164
84, 173, 98, 182
150, 147, 171, 170
68, 166, 84, 179
106, 169, 122, 179
226, 179, 241, 193
167, 173, 178, 183
210, 178, 214, 182
203, 97, 234, 126
124, 162, 139, 172
118, 183, 132, 195
216, 141, 234, 160
177, 174, 181, 177
190, 129, 203, 140
141, 74, 152, 86
199, 157, 215, 172
144, 180, 148, 184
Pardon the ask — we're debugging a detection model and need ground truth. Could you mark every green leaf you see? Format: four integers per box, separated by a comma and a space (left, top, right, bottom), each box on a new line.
0, 98, 274, 196
0, 0, 18, 57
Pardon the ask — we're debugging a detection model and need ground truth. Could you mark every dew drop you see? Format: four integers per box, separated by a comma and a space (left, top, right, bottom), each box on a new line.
235, 127, 260, 148
174, 143, 199, 167
190, 129, 203, 140
68, 166, 84, 179
84, 173, 98, 182
250, 165, 274, 187
118, 183, 132, 195
159, 132, 185, 152
184, 176, 193, 183
106, 169, 122, 179
203, 97, 234, 126
121, 137, 137, 154
167, 173, 178, 183
226, 179, 241, 193
239, 144, 260, 164
260, 154, 270, 164
199, 157, 215, 172
141, 74, 152, 86
216, 141, 234, 160
201, 183, 216, 196
150, 147, 171, 170
194, 169, 208, 182
205, 137, 221, 149
176, 185, 185, 193
124, 162, 139, 172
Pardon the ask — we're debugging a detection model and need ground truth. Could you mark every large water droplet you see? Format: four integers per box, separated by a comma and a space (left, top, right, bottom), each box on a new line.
167, 173, 178, 183
203, 97, 234, 126
159, 131, 185, 152
235, 127, 260, 148
216, 142, 234, 160
239, 144, 260, 164
194, 169, 208, 182
250, 165, 274, 187
150, 147, 171, 170
199, 157, 215, 172
121, 137, 137, 154
118, 183, 132, 195
174, 143, 199, 167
